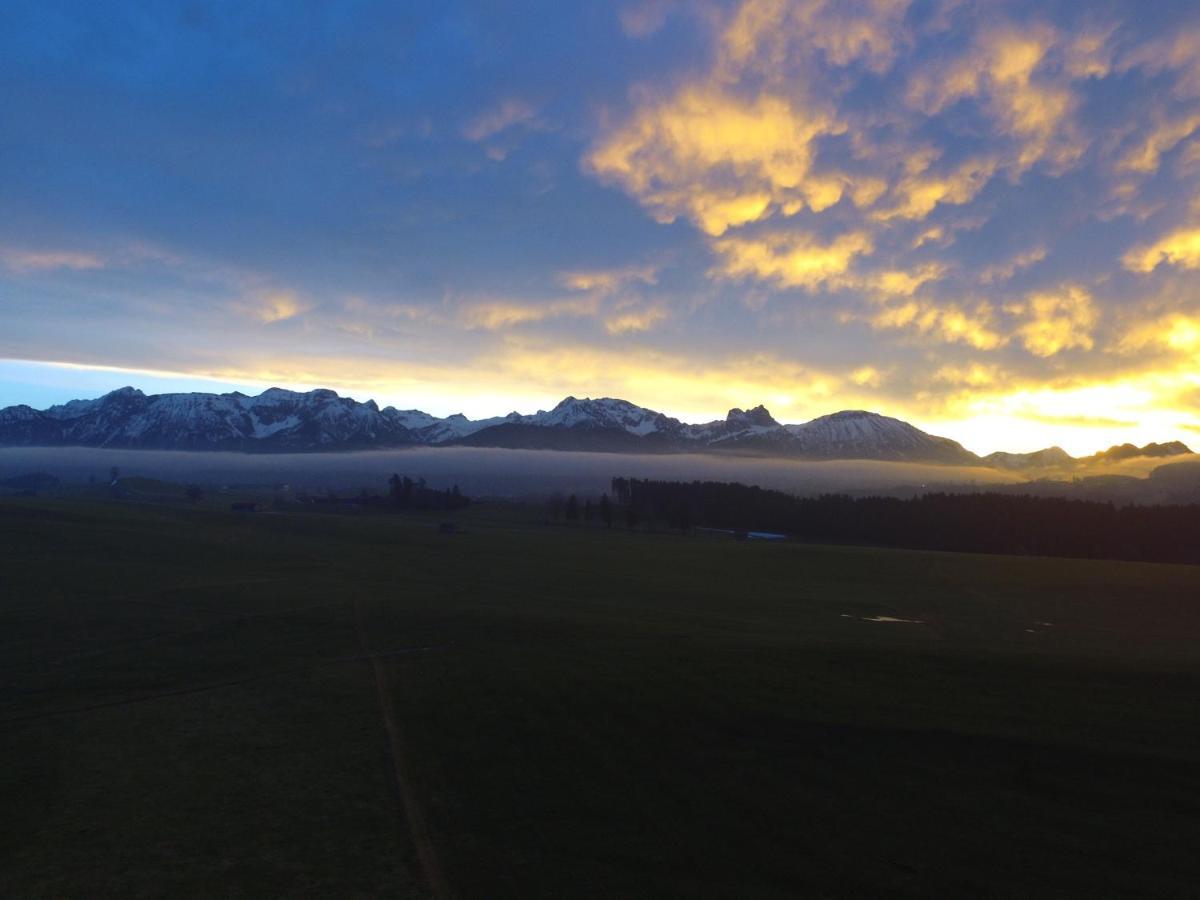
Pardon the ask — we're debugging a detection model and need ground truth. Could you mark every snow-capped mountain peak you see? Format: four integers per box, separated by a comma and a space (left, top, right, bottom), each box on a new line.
784, 410, 976, 463
527, 396, 680, 436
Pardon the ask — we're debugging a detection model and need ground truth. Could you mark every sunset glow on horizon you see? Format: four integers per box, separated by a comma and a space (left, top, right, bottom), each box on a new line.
3, 1, 1200, 456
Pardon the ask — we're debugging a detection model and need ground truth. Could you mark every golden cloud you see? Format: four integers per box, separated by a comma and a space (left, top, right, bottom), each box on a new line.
590, 1, 935, 238
906, 23, 1084, 173
588, 85, 847, 235
932, 362, 1002, 388
558, 263, 659, 293
1116, 113, 1200, 174
871, 264, 946, 296
1118, 313, 1200, 356
710, 230, 874, 289
457, 296, 598, 330
721, 0, 911, 78
1007, 285, 1097, 356
236, 291, 310, 325
604, 308, 668, 334
866, 299, 1004, 350
873, 157, 997, 221
850, 365, 885, 388
911, 225, 946, 249
1123, 228, 1200, 272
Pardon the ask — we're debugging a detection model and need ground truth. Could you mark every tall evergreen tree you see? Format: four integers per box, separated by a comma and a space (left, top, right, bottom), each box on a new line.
600, 492, 613, 528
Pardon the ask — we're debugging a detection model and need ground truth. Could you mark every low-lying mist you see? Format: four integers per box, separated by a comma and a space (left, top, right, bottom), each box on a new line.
4, 446, 1197, 504
0, 446, 1025, 499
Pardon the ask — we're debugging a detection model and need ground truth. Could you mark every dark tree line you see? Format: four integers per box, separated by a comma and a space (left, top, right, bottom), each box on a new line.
614, 478, 1200, 565
386, 473, 469, 510
611, 477, 694, 531
547, 492, 616, 527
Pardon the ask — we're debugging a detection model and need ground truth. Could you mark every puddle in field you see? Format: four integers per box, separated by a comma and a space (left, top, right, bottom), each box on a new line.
841, 614, 924, 624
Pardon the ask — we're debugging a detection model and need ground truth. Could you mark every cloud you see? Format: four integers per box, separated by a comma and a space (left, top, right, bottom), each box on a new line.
850, 365, 885, 387
912, 225, 946, 249
558, 263, 660, 293
870, 264, 946, 296
0, 247, 105, 272
720, 0, 912, 78
618, 0, 678, 38
1123, 228, 1200, 273
865, 299, 1004, 350
459, 289, 668, 336
605, 307, 668, 334
461, 98, 539, 142
457, 296, 598, 330
588, 1, 928, 236
1118, 27, 1200, 100
710, 229, 947, 300
872, 157, 998, 221
1118, 313, 1200, 356
978, 245, 1046, 284
588, 86, 846, 236
1116, 113, 1200, 174
233, 291, 310, 324
905, 22, 1085, 173
1062, 27, 1115, 80
932, 362, 1003, 388
1006, 285, 1097, 357
710, 230, 873, 289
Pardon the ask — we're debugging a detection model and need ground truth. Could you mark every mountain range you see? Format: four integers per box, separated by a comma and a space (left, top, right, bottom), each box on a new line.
0, 386, 1191, 467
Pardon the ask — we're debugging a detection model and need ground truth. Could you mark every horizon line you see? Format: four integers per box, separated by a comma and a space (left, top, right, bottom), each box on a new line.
1, 371, 1193, 461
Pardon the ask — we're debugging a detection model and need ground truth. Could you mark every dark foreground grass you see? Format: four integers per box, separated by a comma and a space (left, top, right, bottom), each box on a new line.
1, 498, 1199, 897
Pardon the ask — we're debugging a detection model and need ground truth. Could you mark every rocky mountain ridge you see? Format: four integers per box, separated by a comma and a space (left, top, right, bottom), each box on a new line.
0, 387, 1191, 467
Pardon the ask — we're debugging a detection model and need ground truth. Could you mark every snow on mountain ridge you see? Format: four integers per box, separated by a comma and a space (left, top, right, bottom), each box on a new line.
383, 408, 517, 443
783, 409, 975, 463
526, 396, 680, 436
5, 385, 1156, 465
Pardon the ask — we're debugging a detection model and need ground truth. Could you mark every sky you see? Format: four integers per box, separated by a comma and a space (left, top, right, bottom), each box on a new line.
2, 0, 1200, 455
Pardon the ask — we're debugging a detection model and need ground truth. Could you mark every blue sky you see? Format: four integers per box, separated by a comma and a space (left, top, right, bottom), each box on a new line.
2, 0, 1200, 453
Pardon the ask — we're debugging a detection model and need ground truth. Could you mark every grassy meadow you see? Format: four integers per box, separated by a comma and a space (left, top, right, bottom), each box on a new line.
2, 497, 1199, 897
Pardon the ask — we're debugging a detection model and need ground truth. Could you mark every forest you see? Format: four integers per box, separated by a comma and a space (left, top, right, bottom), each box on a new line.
609, 477, 1200, 564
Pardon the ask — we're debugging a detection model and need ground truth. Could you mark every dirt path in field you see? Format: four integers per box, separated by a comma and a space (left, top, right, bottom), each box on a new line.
353, 598, 451, 899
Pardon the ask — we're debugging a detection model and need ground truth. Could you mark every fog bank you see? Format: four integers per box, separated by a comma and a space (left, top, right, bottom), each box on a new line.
0, 446, 1024, 498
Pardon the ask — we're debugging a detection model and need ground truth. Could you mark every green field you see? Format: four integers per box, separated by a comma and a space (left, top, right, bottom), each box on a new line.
2, 498, 1199, 898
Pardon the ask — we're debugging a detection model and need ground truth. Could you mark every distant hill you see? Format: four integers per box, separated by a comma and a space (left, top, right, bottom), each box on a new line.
1080, 441, 1193, 464
984, 441, 1192, 470
982, 447, 1074, 470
